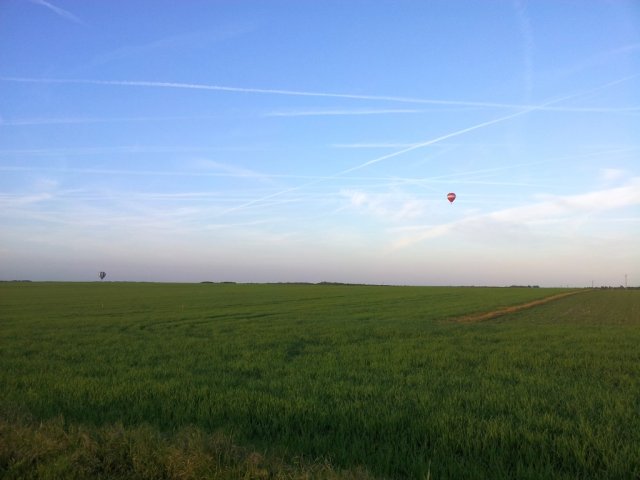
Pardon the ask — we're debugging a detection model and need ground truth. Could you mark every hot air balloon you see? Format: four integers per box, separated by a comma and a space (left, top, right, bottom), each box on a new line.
99, 271, 106, 281
447, 192, 456, 204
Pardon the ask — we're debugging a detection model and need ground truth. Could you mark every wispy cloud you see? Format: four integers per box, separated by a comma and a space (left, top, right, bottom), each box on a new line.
201, 219, 275, 230
0, 165, 554, 188
0, 165, 338, 181
193, 158, 273, 182
29, 0, 86, 26
264, 108, 481, 117
331, 143, 640, 150
547, 42, 640, 81
399, 159, 555, 187
2, 77, 639, 112
600, 168, 626, 183
527, 179, 640, 214
331, 143, 420, 149
331, 96, 575, 177
0, 145, 258, 156
212, 74, 639, 216
216, 110, 540, 215
342, 189, 426, 221
0, 115, 220, 126
75, 26, 253, 74
0, 193, 53, 206
393, 177, 640, 248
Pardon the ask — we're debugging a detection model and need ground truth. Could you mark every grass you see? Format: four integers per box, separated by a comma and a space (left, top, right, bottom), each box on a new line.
1, 414, 371, 480
1, 282, 639, 478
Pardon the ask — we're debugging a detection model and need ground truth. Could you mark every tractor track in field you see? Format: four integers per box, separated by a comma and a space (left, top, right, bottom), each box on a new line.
454, 290, 587, 323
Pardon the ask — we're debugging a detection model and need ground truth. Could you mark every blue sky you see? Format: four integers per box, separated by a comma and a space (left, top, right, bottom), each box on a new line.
1, 0, 639, 286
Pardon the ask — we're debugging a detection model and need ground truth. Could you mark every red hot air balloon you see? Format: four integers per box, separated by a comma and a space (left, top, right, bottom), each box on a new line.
447, 192, 456, 204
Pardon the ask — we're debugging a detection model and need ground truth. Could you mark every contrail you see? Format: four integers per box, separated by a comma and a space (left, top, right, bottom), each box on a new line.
265, 108, 428, 117
0, 145, 260, 156
218, 117, 536, 215
217, 75, 639, 216
29, 0, 86, 25
330, 78, 636, 177
333, 109, 541, 177
2, 76, 639, 112
0, 115, 220, 126
0, 165, 563, 187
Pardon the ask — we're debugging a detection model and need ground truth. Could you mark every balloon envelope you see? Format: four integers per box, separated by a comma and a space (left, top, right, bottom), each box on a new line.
447, 192, 456, 203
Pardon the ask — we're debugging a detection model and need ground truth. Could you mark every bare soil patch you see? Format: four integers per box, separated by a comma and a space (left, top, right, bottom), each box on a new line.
454, 290, 585, 323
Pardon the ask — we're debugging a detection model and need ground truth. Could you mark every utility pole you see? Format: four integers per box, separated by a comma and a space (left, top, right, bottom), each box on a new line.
625, 274, 628, 288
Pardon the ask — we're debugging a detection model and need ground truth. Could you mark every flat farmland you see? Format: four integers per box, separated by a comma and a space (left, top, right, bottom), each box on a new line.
1, 283, 639, 479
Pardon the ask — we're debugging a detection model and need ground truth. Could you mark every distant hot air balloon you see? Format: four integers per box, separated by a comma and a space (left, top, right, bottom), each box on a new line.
99, 271, 106, 281
447, 192, 456, 204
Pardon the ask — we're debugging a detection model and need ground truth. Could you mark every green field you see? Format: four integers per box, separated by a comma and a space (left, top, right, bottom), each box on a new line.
1, 282, 639, 479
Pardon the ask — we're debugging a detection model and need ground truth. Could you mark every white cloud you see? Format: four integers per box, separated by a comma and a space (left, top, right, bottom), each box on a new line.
394, 177, 640, 248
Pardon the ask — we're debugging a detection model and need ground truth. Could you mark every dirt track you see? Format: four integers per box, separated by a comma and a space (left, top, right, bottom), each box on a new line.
455, 290, 585, 323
